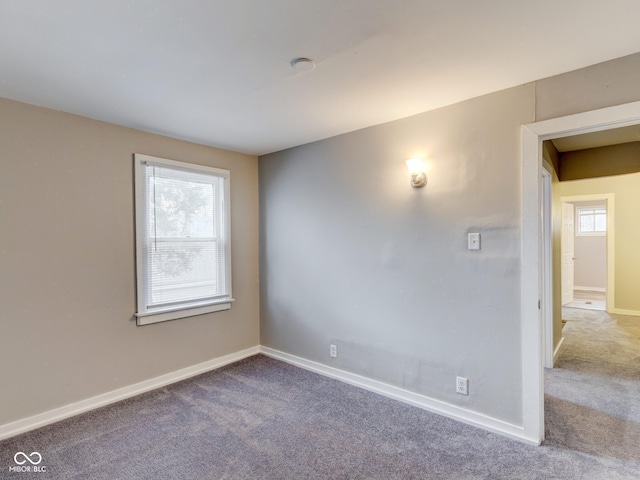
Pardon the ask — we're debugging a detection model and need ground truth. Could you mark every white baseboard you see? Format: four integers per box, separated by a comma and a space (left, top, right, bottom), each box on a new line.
610, 308, 640, 317
0, 346, 260, 441
259, 346, 538, 445
574, 286, 605, 292
553, 336, 566, 367
2, 345, 543, 445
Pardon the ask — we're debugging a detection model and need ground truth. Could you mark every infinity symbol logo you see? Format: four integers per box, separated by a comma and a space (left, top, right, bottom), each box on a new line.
14, 451, 42, 465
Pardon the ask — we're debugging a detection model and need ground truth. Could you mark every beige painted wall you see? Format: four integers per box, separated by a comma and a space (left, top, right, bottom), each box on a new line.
0, 98, 260, 425
544, 162, 564, 357
559, 142, 640, 181
560, 174, 640, 312
542, 142, 563, 352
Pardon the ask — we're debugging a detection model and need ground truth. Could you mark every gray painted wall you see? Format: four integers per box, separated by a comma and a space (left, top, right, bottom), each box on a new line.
260, 85, 534, 425
0, 98, 260, 426
260, 52, 640, 428
535, 52, 640, 121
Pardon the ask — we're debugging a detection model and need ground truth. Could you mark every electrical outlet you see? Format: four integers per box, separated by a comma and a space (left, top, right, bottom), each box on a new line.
456, 376, 469, 395
330, 344, 337, 358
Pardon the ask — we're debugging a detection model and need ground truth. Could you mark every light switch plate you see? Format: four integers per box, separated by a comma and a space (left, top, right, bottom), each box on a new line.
468, 233, 481, 250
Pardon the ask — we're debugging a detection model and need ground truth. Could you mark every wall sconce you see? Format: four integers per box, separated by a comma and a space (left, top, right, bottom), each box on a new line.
405, 158, 427, 188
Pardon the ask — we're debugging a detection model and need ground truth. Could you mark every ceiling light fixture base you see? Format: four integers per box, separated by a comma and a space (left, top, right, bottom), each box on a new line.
290, 57, 316, 72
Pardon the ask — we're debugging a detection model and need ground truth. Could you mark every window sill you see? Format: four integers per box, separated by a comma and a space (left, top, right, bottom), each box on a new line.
135, 298, 235, 326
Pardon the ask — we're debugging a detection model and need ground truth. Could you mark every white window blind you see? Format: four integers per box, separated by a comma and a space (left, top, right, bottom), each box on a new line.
134, 154, 233, 325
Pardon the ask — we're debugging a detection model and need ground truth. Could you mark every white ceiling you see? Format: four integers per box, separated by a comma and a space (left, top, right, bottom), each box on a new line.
2, 1, 640, 156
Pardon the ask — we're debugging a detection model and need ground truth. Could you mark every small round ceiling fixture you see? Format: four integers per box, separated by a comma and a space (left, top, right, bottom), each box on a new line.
290, 57, 316, 72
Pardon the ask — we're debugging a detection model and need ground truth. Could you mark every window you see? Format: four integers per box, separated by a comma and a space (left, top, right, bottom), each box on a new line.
577, 206, 606, 236
134, 154, 233, 325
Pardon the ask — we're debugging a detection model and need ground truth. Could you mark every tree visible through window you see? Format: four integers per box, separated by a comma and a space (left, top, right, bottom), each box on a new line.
134, 154, 233, 325
577, 207, 606, 236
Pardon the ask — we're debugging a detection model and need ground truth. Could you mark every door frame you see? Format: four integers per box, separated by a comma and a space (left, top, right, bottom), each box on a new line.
560, 202, 576, 306
541, 167, 553, 369
521, 100, 640, 445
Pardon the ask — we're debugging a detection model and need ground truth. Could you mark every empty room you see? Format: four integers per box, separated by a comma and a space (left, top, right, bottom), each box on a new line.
1, 1, 640, 478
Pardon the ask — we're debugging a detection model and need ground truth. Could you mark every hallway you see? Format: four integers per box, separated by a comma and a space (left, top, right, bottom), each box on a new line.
544, 308, 640, 467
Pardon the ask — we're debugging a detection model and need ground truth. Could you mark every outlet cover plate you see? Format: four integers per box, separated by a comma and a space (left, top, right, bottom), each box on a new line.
456, 376, 469, 395
468, 233, 481, 250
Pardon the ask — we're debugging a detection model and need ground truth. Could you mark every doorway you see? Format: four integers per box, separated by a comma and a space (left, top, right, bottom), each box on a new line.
521, 100, 640, 444
562, 198, 608, 312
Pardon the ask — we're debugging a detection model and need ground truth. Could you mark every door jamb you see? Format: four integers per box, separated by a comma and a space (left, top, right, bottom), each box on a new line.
541, 167, 553, 369
521, 100, 640, 445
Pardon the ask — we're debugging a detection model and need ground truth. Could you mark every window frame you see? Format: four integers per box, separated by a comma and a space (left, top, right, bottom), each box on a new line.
576, 206, 607, 237
134, 153, 233, 326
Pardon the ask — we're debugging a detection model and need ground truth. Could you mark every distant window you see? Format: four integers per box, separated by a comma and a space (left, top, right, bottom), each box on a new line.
134, 154, 233, 325
577, 207, 606, 236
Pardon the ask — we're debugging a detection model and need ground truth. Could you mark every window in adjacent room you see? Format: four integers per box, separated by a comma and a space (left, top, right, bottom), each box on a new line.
134, 153, 233, 325
576, 206, 606, 236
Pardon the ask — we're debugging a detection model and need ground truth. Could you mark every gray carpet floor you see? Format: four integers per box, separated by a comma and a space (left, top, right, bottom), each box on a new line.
1, 311, 639, 479
544, 308, 640, 470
